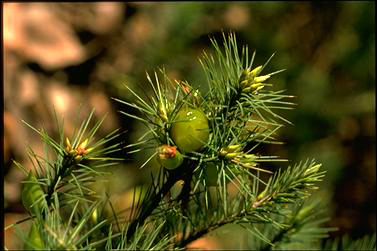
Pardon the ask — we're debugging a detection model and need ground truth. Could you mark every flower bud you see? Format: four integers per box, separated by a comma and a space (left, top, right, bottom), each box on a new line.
79, 138, 89, 149
219, 148, 228, 156
158, 103, 169, 123
239, 69, 251, 82
66, 137, 72, 149
242, 86, 253, 93
65, 146, 71, 154
226, 144, 242, 152
157, 145, 184, 170
257, 188, 268, 200
250, 83, 264, 89
86, 147, 94, 154
240, 80, 249, 89
250, 66, 263, 77
254, 75, 270, 83
225, 152, 240, 159
243, 154, 257, 161
74, 155, 83, 162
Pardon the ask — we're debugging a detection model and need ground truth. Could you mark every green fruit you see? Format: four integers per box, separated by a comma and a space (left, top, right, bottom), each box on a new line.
22, 172, 45, 215
157, 145, 184, 170
171, 107, 209, 153
24, 223, 45, 250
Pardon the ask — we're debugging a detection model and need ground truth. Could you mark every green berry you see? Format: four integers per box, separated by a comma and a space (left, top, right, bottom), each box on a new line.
171, 107, 209, 153
22, 172, 45, 215
157, 145, 184, 170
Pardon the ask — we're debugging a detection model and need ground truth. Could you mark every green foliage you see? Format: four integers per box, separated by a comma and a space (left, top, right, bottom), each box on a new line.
6, 32, 375, 250
323, 234, 376, 251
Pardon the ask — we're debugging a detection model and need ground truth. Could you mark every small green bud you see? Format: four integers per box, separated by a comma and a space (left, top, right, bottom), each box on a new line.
226, 144, 242, 153
250, 83, 264, 89
79, 138, 89, 149
239, 69, 251, 82
225, 152, 240, 159
253, 86, 265, 94
86, 147, 94, 154
157, 103, 169, 123
240, 80, 250, 89
243, 154, 257, 161
65, 137, 71, 147
65, 137, 72, 150
74, 155, 83, 162
242, 86, 254, 93
254, 75, 270, 83
219, 148, 228, 156
250, 66, 263, 77
242, 68, 251, 76
65, 146, 71, 154
257, 189, 268, 200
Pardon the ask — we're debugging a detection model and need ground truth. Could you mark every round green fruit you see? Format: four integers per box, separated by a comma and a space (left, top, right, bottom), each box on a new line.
22, 172, 45, 215
171, 107, 209, 153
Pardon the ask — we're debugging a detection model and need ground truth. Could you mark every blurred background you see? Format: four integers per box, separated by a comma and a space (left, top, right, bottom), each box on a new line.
4, 2, 375, 250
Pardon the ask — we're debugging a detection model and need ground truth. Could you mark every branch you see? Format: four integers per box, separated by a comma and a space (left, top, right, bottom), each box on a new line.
126, 160, 195, 240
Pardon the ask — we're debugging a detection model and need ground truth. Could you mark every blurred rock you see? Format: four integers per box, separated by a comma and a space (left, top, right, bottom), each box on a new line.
3, 111, 29, 160
89, 90, 119, 133
19, 70, 39, 106
4, 180, 21, 204
223, 4, 250, 29
91, 3, 124, 34
3, 3, 24, 51
46, 81, 75, 115
126, 12, 152, 49
4, 3, 86, 70
52, 3, 124, 35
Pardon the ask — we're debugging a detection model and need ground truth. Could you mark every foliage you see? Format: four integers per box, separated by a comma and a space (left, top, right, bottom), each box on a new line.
6, 33, 375, 250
